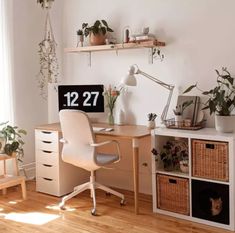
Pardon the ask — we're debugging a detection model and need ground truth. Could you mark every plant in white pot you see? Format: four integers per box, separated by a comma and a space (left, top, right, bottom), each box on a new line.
184, 67, 235, 133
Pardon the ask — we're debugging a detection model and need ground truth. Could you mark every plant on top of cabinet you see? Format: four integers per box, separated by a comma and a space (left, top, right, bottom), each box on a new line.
81, 20, 114, 46
184, 67, 235, 132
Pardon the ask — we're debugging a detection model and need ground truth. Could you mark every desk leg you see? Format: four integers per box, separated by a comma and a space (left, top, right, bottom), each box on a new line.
132, 138, 139, 214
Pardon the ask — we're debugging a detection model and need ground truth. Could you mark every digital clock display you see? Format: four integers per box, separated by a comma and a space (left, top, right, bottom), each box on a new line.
58, 85, 104, 112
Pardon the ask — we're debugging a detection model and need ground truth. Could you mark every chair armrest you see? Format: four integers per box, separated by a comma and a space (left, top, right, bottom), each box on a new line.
60, 138, 68, 144
90, 140, 121, 162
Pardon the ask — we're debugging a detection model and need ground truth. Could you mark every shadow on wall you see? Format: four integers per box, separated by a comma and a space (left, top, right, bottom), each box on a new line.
120, 90, 136, 124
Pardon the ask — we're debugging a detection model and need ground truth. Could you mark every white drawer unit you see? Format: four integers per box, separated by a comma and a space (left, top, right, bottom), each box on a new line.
35, 128, 89, 197
151, 128, 235, 231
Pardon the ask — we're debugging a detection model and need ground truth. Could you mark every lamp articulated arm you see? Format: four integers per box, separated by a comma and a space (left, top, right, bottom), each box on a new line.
131, 64, 175, 122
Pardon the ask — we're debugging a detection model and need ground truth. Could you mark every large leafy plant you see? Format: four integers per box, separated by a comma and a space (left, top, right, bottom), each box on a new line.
0, 122, 27, 162
82, 20, 113, 37
184, 67, 235, 116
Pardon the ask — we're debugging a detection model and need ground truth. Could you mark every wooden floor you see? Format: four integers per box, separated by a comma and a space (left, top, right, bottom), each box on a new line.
0, 181, 231, 233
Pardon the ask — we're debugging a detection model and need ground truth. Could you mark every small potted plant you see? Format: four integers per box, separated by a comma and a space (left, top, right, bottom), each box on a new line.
0, 122, 27, 162
76, 29, 84, 47
173, 100, 193, 127
152, 140, 189, 172
147, 113, 157, 129
82, 20, 114, 46
184, 67, 235, 132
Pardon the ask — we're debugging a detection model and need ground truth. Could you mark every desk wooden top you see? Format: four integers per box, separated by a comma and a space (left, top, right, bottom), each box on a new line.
35, 122, 151, 139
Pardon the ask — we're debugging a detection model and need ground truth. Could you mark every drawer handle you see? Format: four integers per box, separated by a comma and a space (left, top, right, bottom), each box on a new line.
42, 131, 52, 134
43, 177, 53, 181
169, 179, 177, 184
206, 143, 215, 149
43, 164, 52, 167
42, 141, 52, 144
42, 150, 52, 153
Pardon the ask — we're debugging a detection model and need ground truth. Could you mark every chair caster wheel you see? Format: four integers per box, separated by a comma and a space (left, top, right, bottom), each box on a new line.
120, 199, 126, 206
59, 203, 66, 210
91, 208, 97, 216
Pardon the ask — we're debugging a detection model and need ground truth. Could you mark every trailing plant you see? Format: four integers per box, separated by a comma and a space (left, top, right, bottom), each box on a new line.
37, 0, 54, 9
152, 48, 164, 62
82, 20, 113, 37
0, 122, 27, 162
184, 67, 235, 116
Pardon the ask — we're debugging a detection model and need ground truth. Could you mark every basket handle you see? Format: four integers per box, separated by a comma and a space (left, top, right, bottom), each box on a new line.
206, 143, 215, 149
169, 179, 177, 184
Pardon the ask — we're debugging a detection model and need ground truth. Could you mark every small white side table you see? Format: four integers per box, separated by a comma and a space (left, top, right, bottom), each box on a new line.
0, 153, 27, 199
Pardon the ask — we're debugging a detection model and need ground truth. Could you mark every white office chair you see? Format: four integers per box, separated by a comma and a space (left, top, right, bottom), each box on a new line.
59, 110, 125, 215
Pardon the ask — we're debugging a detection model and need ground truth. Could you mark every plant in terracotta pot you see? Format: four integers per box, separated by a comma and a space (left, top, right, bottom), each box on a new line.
82, 20, 113, 46
0, 122, 27, 162
184, 67, 235, 132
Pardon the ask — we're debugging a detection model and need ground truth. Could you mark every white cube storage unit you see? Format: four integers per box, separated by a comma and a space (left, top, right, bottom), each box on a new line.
35, 128, 88, 197
151, 127, 235, 230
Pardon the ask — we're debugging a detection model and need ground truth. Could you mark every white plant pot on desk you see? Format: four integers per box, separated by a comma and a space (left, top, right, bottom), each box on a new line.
215, 115, 235, 133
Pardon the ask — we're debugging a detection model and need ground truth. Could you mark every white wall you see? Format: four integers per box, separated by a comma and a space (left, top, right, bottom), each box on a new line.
11, 0, 63, 177
62, 0, 235, 127
61, 0, 235, 194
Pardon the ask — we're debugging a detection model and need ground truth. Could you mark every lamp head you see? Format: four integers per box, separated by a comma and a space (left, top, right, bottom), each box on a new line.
121, 65, 137, 86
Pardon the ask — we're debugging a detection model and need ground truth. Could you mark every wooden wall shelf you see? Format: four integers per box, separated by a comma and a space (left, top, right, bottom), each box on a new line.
65, 40, 165, 53
64, 40, 166, 66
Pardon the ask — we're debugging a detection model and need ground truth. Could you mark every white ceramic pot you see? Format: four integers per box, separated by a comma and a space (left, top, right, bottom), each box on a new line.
147, 120, 156, 129
215, 115, 235, 133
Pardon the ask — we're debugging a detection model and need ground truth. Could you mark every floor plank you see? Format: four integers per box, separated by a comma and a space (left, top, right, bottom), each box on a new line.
0, 181, 231, 233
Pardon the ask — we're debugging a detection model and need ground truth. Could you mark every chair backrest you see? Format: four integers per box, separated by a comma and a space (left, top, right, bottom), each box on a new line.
59, 110, 99, 171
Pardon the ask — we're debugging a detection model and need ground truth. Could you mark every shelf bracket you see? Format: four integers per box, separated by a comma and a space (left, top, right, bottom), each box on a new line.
148, 48, 154, 64
87, 52, 92, 67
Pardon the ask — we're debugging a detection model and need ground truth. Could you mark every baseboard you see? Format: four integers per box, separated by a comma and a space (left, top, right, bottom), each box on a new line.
19, 162, 36, 180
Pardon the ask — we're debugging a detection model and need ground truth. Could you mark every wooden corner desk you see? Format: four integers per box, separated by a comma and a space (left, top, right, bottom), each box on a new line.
36, 122, 151, 214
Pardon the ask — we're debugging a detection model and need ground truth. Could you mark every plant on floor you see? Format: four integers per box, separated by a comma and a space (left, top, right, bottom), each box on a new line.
0, 122, 27, 162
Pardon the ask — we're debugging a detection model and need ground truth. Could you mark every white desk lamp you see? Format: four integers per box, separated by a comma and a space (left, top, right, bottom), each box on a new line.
121, 64, 175, 122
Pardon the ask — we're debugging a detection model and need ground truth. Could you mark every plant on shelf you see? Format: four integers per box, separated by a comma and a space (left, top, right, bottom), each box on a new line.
0, 122, 27, 162
184, 67, 235, 132
81, 20, 114, 45
103, 85, 123, 125
151, 140, 188, 172
76, 29, 84, 47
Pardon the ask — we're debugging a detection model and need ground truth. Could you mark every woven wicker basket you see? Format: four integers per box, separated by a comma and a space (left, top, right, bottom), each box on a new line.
157, 174, 189, 215
192, 139, 229, 181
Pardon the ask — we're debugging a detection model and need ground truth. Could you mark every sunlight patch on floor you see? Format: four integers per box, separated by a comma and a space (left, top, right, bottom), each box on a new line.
46, 204, 76, 212
3, 212, 60, 225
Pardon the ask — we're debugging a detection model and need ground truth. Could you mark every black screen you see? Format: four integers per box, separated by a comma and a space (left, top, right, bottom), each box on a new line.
58, 85, 104, 112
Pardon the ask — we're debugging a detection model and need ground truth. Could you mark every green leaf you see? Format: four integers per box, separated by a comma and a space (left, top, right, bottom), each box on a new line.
100, 27, 106, 35
94, 20, 101, 28
101, 20, 108, 27
18, 129, 27, 135
107, 27, 114, 32
82, 23, 88, 29
183, 84, 197, 94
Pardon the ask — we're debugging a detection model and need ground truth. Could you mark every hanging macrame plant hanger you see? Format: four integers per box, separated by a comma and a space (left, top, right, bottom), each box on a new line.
37, 10, 59, 99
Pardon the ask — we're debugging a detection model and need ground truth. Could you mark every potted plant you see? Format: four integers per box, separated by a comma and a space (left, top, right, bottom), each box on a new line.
76, 29, 84, 47
173, 100, 193, 127
152, 140, 189, 172
184, 67, 235, 132
82, 20, 114, 46
0, 122, 27, 162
